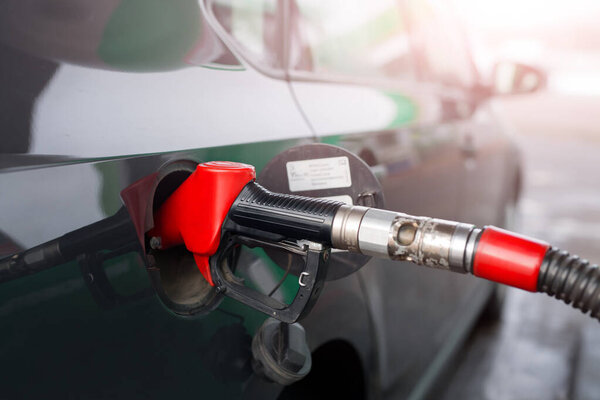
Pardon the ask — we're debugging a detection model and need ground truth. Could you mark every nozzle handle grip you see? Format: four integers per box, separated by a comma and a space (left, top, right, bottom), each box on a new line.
227, 182, 343, 244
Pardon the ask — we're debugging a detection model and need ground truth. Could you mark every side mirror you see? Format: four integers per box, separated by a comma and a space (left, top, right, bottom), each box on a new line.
492, 61, 547, 95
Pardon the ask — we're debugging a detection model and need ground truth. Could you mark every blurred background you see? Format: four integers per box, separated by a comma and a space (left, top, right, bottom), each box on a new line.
436, 1, 600, 399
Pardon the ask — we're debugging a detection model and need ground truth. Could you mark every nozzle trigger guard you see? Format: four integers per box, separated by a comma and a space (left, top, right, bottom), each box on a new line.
209, 234, 330, 324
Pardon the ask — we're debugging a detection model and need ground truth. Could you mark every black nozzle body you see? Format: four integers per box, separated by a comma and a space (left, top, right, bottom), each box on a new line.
227, 182, 343, 244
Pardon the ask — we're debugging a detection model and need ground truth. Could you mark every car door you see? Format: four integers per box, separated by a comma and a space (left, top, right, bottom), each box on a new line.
286, 0, 491, 396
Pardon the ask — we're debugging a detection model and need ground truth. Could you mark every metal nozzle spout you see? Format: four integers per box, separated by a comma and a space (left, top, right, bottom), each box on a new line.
331, 206, 480, 274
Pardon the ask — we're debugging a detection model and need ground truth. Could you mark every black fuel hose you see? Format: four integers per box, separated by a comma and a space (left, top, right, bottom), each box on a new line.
538, 247, 600, 320
0, 207, 137, 283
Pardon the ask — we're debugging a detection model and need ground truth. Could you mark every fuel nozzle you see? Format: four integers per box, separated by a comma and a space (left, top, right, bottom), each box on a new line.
150, 161, 600, 322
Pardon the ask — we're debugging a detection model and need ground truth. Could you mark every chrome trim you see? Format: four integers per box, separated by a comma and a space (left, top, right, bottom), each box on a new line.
357, 208, 397, 257
448, 223, 476, 273
331, 205, 368, 253
464, 228, 482, 274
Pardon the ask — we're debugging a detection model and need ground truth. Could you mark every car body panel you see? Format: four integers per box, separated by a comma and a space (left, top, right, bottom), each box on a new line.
291, 83, 494, 396
0, 0, 312, 160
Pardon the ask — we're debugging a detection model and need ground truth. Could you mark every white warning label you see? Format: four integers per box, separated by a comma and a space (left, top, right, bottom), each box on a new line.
319, 195, 353, 205
286, 156, 352, 192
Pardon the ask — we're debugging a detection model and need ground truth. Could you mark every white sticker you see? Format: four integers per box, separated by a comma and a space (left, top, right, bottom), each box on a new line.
319, 195, 353, 205
286, 157, 352, 192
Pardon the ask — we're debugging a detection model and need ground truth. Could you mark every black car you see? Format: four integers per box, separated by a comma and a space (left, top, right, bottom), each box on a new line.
0, 0, 543, 398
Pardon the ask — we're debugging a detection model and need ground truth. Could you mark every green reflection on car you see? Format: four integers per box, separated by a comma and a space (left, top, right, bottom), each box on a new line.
385, 91, 418, 128
98, 0, 201, 71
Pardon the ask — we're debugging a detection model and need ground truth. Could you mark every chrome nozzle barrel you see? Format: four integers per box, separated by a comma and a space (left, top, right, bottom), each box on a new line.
331, 206, 480, 274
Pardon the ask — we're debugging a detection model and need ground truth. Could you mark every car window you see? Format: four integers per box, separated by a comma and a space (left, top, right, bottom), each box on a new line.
290, 0, 414, 81
210, 0, 283, 70
404, 0, 476, 88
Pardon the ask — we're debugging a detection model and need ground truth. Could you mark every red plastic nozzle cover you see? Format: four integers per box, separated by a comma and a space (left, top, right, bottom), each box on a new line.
148, 161, 255, 285
473, 226, 549, 292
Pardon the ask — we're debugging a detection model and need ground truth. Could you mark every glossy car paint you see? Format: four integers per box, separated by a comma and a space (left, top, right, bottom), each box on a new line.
0, 1, 520, 399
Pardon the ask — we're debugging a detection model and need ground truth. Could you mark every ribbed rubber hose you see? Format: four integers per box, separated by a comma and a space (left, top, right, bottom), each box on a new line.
537, 247, 600, 321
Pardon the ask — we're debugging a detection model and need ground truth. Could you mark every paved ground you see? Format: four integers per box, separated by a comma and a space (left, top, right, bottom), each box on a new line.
435, 93, 600, 400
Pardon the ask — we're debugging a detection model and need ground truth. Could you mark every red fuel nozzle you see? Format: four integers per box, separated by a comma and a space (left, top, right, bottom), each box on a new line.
148, 160, 600, 321
148, 161, 255, 285
3, 159, 596, 322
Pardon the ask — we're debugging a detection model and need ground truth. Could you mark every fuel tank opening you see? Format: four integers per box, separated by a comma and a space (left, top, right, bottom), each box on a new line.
145, 160, 223, 316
